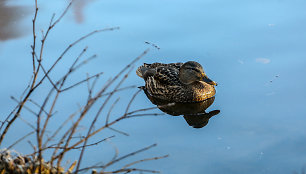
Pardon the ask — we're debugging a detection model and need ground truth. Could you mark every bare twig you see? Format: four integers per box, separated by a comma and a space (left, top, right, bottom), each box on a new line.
47, 135, 115, 150
144, 41, 160, 50
72, 135, 115, 150
124, 89, 142, 117
0, 0, 73, 145
60, 72, 103, 92
122, 155, 169, 169
126, 113, 165, 118
106, 98, 120, 125
76, 144, 162, 174
10, 96, 41, 117
7, 131, 35, 149
94, 168, 160, 174
100, 86, 137, 97
107, 127, 129, 136
0, 105, 18, 132
72, 54, 97, 72
19, 117, 36, 131
31, 0, 38, 73
75, 67, 136, 171
28, 99, 53, 116
50, 49, 147, 166
34, 27, 119, 90
43, 112, 77, 148
86, 72, 101, 100
125, 106, 158, 116
103, 144, 157, 169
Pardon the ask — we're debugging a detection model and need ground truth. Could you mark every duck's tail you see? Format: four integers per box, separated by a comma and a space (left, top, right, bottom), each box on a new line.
136, 65, 146, 78
136, 63, 155, 79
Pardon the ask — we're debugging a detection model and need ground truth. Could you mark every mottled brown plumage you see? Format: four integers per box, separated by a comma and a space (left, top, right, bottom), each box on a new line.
136, 61, 217, 102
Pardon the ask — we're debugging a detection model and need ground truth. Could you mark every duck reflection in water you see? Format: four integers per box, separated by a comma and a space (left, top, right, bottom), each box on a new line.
141, 87, 220, 128
137, 61, 220, 128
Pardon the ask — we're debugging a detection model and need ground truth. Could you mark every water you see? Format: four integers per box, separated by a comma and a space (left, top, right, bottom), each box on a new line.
1, 0, 306, 173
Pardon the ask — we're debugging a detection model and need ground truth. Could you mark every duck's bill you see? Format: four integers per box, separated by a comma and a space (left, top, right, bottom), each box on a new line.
202, 75, 218, 86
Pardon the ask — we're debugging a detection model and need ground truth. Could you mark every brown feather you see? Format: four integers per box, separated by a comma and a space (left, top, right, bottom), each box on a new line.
137, 62, 216, 102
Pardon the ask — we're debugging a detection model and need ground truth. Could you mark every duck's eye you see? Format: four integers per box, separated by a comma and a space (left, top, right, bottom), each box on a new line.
187, 67, 201, 73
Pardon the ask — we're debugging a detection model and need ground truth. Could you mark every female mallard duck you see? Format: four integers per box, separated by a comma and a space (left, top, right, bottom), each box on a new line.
136, 61, 217, 102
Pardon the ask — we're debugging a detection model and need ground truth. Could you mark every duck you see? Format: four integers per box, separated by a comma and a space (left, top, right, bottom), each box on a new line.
136, 61, 217, 102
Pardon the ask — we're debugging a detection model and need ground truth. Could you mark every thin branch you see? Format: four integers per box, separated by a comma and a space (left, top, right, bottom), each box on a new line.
144, 41, 160, 50
10, 96, 40, 117
125, 113, 165, 118
75, 67, 135, 171
122, 155, 169, 169
124, 89, 142, 117
103, 168, 160, 174
78, 167, 159, 174
34, 27, 119, 90
0, 0, 74, 145
28, 140, 37, 154
53, 49, 148, 169
47, 135, 115, 150
107, 127, 129, 136
39, 47, 94, 147
35, 60, 60, 91
109, 139, 119, 162
28, 99, 52, 116
19, 117, 36, 131
20, 75, 34, 100
125, 106, 158, 116
57, 47, 91, 91
86, 72, 101, 100
60, 72, 103, 92
0, 105, 18, 132
103, 144, 157, 169
7, 131, 34, 149
105, 98, 120, 125
43, 112, 77, 148
31, 0, 38, 74
0, 0, 40, 144
72, 54, 97, 72
50, 1, 73, 28
73, 135, 115, 150
76, 153, 165, 174
100, 86, 137, 97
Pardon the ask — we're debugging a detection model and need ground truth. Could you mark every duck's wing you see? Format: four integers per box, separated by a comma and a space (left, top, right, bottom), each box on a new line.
142, 62, 183, 69
136, 62, 183, 79
143, 64, 184, 101
154, 66, 181, 86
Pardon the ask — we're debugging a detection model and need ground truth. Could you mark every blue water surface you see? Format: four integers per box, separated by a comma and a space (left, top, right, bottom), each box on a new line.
1, 0, 306, 173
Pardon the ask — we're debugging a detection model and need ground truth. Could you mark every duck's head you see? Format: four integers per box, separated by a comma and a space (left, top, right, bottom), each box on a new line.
179, 61, 218, 86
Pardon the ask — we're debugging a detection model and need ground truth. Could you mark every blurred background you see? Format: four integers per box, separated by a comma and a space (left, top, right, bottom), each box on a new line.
1, 0, 306, 173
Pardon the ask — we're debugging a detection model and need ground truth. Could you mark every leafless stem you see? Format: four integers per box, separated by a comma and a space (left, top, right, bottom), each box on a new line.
34, 27, 119, 90
122, 155, 169, 169
43, 112, 77, 148
106, 98, 120, 125
124, 89, 142, 117
107, 127, 129, 136
76, 144, 162, 174
103, 144, 157, 169
31, 0, 38, 73
7, 131, 35, 149
75, 67, 135, 172
47, 135, 115, 150
60, 72, 103, 92
126, 113, 165, 118
51, 50, 148, 170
